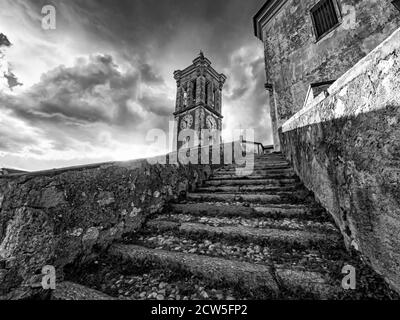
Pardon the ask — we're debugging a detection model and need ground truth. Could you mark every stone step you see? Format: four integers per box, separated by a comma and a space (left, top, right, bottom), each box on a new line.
276, 268, 342, 299
253, 159, 287, 164
244, 162, 290, 168
254, 158, 287, 162
186, 192, 310, 204
169, 203, 327, 221
217, 165, 292, 170
254, 157, 286, 162
51, 282, 115, 300
205, 178, 298, 186
210, 173, 297, 180
197, 185, 299, 193
67, 260, 247, 300
153, 213, 338, 234
109, 244, 280, 299
108, 244, 342, 299
237, 158, 288, 162
134, 233, 339, 270
221, 163, 291, 170
213, 171, 295, 179
213, 168, 295, 176
255, 153, 284, 158
146, 220, 342, 250
131, 233, 346, 296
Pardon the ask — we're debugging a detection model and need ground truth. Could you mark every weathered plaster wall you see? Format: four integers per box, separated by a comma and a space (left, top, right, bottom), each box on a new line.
280, 28, 400, 292
262, 0, 400, 134
0, 157, 214, 299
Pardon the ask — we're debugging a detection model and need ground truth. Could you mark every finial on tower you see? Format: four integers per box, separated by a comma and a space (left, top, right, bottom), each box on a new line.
193, 50, 211, 66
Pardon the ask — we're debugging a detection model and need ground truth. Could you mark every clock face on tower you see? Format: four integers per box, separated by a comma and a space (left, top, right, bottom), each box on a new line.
206, 116, 217, 130
180, 114, 193, 130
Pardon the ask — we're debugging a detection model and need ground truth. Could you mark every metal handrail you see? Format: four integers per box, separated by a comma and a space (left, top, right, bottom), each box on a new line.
240, 140, 274, 155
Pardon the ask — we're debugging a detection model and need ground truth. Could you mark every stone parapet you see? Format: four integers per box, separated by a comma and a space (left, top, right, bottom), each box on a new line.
0, 156, 215, 299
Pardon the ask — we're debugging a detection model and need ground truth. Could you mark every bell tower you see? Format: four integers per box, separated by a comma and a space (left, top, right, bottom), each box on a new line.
173, 52, 227, 151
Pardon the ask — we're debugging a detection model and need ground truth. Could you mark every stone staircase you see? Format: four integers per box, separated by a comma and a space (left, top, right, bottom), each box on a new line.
61, 153, 397, 300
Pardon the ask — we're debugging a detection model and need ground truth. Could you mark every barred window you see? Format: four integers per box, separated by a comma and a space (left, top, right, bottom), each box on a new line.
311, 0, 341, 41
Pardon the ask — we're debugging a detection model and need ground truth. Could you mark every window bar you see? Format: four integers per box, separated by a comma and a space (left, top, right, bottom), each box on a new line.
321, 5, 328, 34
320, 5, 329, 35
319, 10, 325, 36
325, 1, 332, 28
328, 0, 338, 25
325, 1, 334, 27
315, 8, 322, 37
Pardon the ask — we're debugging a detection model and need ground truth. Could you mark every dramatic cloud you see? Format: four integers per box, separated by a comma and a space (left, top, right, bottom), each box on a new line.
0, 54, 174, 169
0, 33, 21, 91
0, 0, 271, 171
222, 47, 271, 143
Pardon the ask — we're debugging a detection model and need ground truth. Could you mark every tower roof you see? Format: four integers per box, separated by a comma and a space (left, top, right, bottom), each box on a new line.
192, 50, 212, 66
174, 52, 226, 83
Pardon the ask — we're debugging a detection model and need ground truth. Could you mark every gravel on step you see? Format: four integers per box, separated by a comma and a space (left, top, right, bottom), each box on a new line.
154, 213, 338, 233
127, 233, 335, 273
71, 263, 240, 301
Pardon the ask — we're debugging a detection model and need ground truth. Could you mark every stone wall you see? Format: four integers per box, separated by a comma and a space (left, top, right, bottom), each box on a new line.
280, 28, 400, 292
261, 0, 400, 146
0, 156, 215, 299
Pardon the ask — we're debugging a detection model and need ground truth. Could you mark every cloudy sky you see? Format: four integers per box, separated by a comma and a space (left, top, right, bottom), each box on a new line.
0, 0, 271, 171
